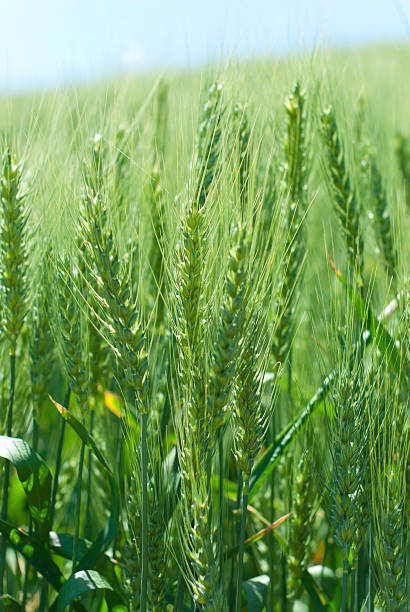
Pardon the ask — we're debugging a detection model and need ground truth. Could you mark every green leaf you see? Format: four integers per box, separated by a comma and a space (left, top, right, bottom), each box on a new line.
243, 575, 269, 612
300, 569, 334, 612
0, 519, 63, 592
49, 530, 127, 602
249, 380, 328, 499
49, 531, 93, 562
0, 595, 21, 611
0, 436, 52, 541
50, 398, 111, 473
50, 398, 119, 570
161, 446, 181, 525
52, 570, 113, 612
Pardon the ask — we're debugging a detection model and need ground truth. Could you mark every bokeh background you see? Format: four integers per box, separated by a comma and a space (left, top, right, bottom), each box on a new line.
0, 0, 409, 92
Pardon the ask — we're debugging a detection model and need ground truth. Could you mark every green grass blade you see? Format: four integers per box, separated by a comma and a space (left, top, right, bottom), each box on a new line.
249, 387, 326, 499
49, 398, 111, 473
49, 398, 120, 570
0, 436, 52, 541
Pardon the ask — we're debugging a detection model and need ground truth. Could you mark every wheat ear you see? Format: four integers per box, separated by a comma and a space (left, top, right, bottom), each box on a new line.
320, 105, 364, 283
0, 147, 29, 598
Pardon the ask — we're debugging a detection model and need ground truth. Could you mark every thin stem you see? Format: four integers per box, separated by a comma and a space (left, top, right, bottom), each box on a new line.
174, 573, 185, 611
112, 417, 123, 560
341, 559, 349, 612
269, 409, 277, 610
368, 527, 374, 612
21, 540, 30, 609
22, 396, 40, 611
281, 552, 288, 612
68, 437, 86, 610
32, 420, 39, 453
140, 411, 148, 612
0, 352, 16, 602
218, 435, 224, 582
72, 439, 86, 574
235, 478, 249, 612
351, 566, 357, 612
49, 387, 71, 531
357, 544, 366, 611
39, 385, 69, 612
229, 468, 242, 609
84, 409, 95, 540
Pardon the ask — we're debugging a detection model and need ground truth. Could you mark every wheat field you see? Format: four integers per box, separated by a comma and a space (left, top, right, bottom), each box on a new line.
0, 44, 408, 612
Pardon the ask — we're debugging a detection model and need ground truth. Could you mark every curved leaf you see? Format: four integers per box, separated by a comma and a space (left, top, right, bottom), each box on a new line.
0, 436, 51, 541
0, 519, 63, 591
49, 398, 119, 570
52, 570, 113, 612
243, 575, 269, 612
0, 595, 21, 611
49, 398, 111, 473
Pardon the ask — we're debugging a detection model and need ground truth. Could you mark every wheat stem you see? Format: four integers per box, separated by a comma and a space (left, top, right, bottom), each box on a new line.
50, 387, 71, 530
218, 436, 224, 582
0, 353, 16, 601
140, 411, 148, 612
341, 560, 349, 612
84, 408, 95, 539
72, 439, 86, 574
235, 479, 249, 612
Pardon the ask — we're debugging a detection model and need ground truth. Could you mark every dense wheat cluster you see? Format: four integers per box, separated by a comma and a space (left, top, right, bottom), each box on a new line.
0, 47, 408, 611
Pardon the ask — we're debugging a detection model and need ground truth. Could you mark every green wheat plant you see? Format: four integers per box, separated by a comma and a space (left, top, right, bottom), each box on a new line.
0, 45, 408, 612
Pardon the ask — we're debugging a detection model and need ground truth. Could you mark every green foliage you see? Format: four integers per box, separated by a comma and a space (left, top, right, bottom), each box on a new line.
0, 46, 408, 612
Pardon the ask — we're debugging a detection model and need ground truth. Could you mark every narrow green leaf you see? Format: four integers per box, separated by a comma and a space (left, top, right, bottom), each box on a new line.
161, 446, 181, 525
0, 436, 52, 541
49, 399, 119, 569
249, 377, 330, 499
301, 569, 334, 612
53, 570, 113, 612
49, 397, 111, 473
49, 531, 92, 562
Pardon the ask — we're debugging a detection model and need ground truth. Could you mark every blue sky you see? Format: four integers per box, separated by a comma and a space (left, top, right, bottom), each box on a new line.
0, 0, 409, 91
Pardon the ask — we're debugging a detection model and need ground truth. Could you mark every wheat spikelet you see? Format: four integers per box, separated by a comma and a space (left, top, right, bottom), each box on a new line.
232, 103, 251, 216
271, 83, 307, 367
363, 149, 397, 280
78, 148, 148, 410
206, 222, 248, 442
287, 450, 317, 603
54, 255, 89, 405
0, 148, 29, 351
320, 105, 364, 282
